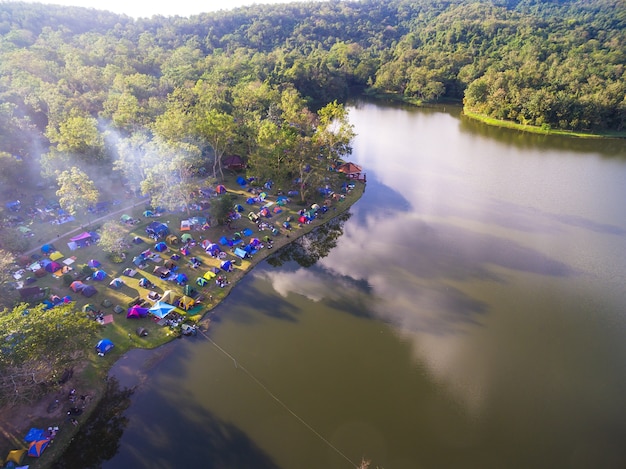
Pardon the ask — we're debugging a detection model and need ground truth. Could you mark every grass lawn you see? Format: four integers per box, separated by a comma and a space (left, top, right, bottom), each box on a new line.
3, 171, 365, 468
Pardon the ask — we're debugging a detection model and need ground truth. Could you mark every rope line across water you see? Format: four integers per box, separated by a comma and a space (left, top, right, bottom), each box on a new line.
198, 329, 360, 468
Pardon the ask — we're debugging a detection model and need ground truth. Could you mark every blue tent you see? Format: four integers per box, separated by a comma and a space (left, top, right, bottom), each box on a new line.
92, 270, 107, 280
28, 439, 49, 458
219, 236, 233, 246
109, 278, 124, 289
41, 244, 55, 254
81, 285, 97, 297
236, 176, 247, 186
146, 222, 169, 239
176, 273, 188, 285
246, 197, 256, 204
196, 277, 208, 286
220, 260, 233, 272
234, 247, 249, 259
95, 339, 114, 355
234, 204, 244, 212
149, 301, 176, 319
24, 428, 45, 442
154, 242, 167, 252
205, 243, 220, 256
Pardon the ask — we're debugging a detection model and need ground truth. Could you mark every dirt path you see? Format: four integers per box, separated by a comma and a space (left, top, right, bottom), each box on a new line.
24, 199, 147, 256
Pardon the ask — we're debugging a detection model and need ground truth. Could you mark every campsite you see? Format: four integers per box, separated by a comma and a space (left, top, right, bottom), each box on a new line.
0, 170, 365, 468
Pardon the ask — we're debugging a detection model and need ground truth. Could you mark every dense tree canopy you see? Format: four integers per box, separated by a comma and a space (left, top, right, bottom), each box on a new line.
0, 302, 99, 405
0, 0, 623, 201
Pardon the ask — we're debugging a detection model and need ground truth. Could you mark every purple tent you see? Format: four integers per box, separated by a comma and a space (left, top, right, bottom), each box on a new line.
70, 232, 93, 247
87, 259, 101, 268
127, 305, 149, 319
45, 261, 62, 273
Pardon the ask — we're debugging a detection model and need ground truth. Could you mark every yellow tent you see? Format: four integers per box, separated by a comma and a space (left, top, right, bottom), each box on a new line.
49, 251, 63, 261
5, 449, 26, 465
179, 295, 195, 310
203, 270, 216, 280
161, 290, 180, 305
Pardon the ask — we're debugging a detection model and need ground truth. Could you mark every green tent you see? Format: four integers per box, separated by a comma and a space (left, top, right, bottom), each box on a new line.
181, 233, 193, 243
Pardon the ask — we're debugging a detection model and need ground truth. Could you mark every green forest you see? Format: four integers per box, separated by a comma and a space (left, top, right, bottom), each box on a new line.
0, 0, 624, 235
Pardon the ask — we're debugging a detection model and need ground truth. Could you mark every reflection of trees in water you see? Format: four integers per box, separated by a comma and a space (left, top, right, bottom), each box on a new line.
52, 377, 134, 469
458, 114, 626, 158
267, 212, 351, 268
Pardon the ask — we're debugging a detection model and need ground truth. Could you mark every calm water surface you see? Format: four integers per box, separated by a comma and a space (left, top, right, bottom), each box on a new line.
81, 101, 626, 469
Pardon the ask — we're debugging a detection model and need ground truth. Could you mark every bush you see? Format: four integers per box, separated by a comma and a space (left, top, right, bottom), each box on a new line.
62, 273, 73, 286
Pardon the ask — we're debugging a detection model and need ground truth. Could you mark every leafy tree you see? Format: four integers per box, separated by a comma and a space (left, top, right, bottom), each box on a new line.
140, 139, 203, 215
0, 227, 31, 254
56, 167, 100, 216
97, 221, 129, 257
0, 302, 99, 406
46, 114, 106, 161
209, 193, 237, 226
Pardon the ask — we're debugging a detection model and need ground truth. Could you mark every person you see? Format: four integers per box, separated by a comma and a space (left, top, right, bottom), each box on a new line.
70, 418, 78, 426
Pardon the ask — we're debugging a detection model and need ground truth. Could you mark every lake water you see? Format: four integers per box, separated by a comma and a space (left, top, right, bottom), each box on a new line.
61, 101, 626, 469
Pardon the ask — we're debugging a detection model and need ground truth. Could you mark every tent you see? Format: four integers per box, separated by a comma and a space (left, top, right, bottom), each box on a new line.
136, 327, 148, 337
70, 232, 93, 247
28, 439, 49, 458
260, 208, 271, 217
215, 184, 227, 194
41, 244, 55, 254
149, 301, 176, 319
95, 338, 114, 355
132, 255, 144, 266
146, 222, 169, 239
127, 305, 149, 319
184, 284, 195, 297
49, 250, 63, 261
181, 233, 193, 243
163, 259, 177, 269
120, 214, 133, 223
161, 290, 179, 305
176, 273, 188, 285
81, 285, 97, 297
70, 281, 85, 292
138, 277, 152, 288
154, 242, 167, 252
24, 427, 45, 442
219, 236, 233, 246
133, 236, 144, 244
273, 206, 282, 213
180, 247, 190, 256
234, 247, 249, 259
109, 278, 124, 289
180, 220, 191, 231
203, 270, 216, 280
92, 270, 107, 280
196, 277, 208, 286
82, 304, 96, 313
44, 261, 62, 273
249, 238, 261, 247
205, 243, 220, 256
143, 210, 154, 217
220, 260, 233, 272
5, 448, 26, 465
166, 234, 179, 245
87, 259, 101, 268
236, 176, 247, 186
179, 295, 195, 310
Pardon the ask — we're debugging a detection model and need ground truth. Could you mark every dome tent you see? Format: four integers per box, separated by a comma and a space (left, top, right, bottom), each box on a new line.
95, 338, 114, 356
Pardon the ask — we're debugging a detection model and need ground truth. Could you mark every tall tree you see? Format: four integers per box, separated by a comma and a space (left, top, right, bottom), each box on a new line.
97, 221, 129, 257
56, 166, 100, 216
0, 302, 99, 406
140, 139, 203, 215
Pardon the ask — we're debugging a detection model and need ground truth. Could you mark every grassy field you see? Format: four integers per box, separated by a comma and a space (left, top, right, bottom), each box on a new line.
2, 171, 365, 468
462, 110, 626, 139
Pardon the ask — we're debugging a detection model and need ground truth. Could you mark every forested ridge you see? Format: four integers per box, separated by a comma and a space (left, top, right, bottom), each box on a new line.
0, 0, 624, 168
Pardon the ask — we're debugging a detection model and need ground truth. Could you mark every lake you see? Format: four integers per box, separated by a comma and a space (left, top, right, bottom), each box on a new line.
59, 100, 626, 469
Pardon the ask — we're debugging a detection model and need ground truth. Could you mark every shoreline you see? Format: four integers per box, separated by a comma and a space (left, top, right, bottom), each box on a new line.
5, 179, 366, 468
